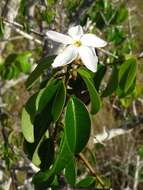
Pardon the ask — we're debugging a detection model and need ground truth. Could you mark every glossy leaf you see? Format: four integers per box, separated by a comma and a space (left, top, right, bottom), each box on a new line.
52, 80, 66, 121
78, 70, 101, 114
26, 55, 56, 89
65, 96, 91, 154
102, 66, 118, 97
21, 108, 34, 143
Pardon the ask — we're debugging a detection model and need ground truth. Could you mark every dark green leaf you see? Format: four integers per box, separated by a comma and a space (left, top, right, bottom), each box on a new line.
39, 138, 55, 170
94, 64, 106, 91
26, 55, 56, 89
65, 157, 76, 186
52, 135, 73, 173
102, 66, 118, 97
78, 70, 101, 114
33, 169, 54, 188
36, 79, 59, 113
52, 80, 66, 121
65, 96, 91, 154
0, 19, 4, 38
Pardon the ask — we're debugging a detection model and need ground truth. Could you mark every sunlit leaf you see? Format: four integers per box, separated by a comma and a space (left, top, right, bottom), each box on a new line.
21, 108, 34, 143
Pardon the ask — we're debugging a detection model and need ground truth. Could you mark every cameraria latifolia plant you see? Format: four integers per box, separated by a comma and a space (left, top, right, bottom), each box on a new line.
0, 0, 138, 189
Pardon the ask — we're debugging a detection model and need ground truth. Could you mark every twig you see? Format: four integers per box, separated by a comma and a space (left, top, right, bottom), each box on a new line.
1, 17, 44, 37
1, 75, 28, 95
78, 153, 105, 188
3, 20, 43, 45
133, 156, 140, 190
97, 47, 118, 59
0, 36, 24, 42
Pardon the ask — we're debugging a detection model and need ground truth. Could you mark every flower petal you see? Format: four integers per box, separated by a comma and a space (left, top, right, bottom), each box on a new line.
52, 45, 78, 68
78, 46, 98, 72
68, 25, 83, 39
81, 34, 107, 47
46, 30, 72, 44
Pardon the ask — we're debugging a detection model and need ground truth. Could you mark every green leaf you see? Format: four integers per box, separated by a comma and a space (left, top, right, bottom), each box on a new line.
138, 146, 143, 158
78, 70, 101, 114
33, 169, 54, 188
119, 57, 137, 93
76, 176, 96, 188
52, 135, 73, 174
52, 80, 66, 121
94, 64, 106, 91
77, 67, 94, 79
32, 136, 54, 169
17, 51, 32, 73
26, 55, 56, 89
36, 79, 59, 113
65, 157, 76, 186
21, 108, 34, 143
65, 96, 91, 154
102, 66, 118, 97
0, 19, 4, 38
115, 4, 128, 24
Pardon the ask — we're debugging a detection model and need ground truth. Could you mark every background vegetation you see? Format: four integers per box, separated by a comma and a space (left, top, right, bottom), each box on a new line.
0, 0, 143, 189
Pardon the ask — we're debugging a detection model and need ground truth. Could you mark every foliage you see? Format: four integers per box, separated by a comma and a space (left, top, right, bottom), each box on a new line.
0, 0, 142, 189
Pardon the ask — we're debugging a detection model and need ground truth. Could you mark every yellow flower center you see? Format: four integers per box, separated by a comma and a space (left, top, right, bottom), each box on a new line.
73, 40, 81, 47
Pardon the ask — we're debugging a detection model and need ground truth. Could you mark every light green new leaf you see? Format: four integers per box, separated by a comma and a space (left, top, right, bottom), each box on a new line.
52, 80, 66, 121
21, 108, 34, 143
78, 70, 101, 114
65, 96, 91, 154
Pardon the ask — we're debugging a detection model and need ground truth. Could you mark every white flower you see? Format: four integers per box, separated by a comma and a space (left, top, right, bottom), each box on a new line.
46, 25, 107, 72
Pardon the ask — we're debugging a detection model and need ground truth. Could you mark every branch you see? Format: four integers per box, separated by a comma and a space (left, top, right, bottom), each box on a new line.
1, 75, 28, 95
3, 20, 43, 45
79, 153, 105, 188
133, 156, 140, 190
